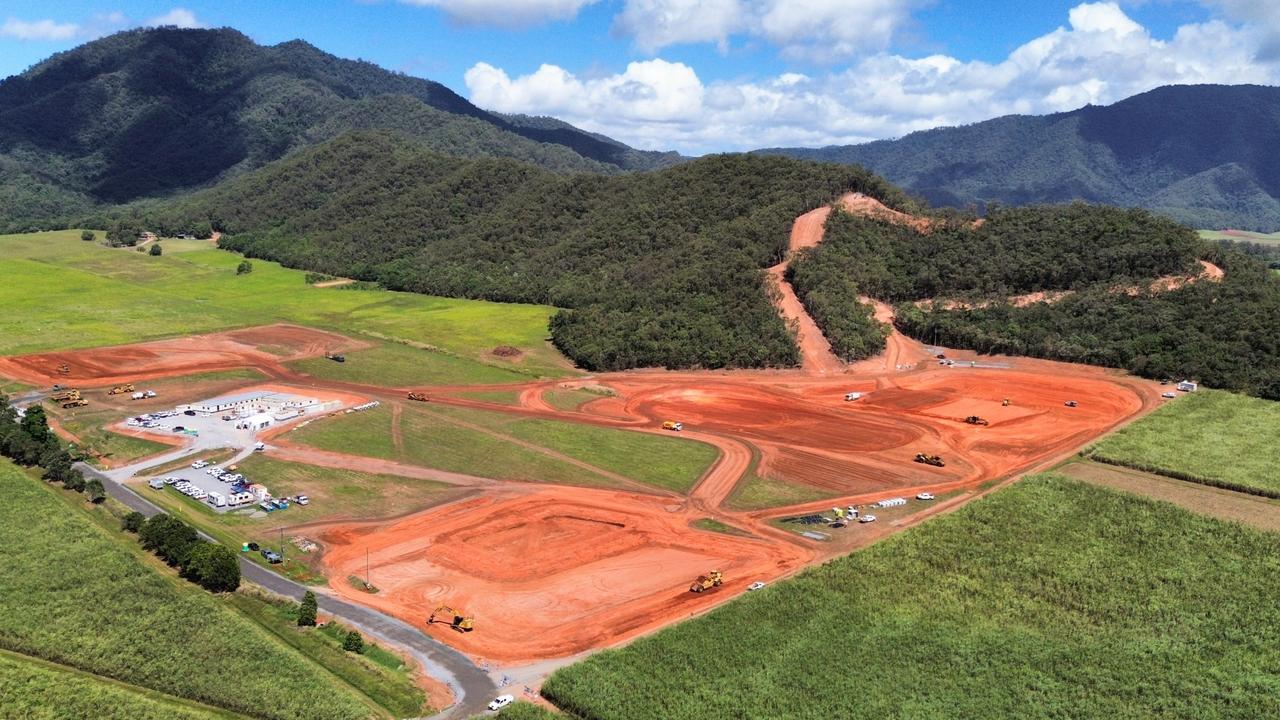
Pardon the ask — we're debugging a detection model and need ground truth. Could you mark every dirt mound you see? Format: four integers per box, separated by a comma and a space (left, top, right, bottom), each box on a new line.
0, 324, 369, 387
491, 345, 523, 358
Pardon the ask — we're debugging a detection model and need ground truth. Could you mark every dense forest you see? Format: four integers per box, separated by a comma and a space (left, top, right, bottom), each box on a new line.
895, 247, 1280, 399
761, 85, 1280, 231
131, 131, 916, 370
0, 27, 681, 232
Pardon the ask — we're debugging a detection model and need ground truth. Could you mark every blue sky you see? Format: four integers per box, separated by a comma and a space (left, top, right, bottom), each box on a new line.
2, 1, 1277, 153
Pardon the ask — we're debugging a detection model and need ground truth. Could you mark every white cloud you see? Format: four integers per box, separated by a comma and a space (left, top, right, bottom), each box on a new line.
466, 2, 1280, 153
0, 18, 80, 41
614, 0, 919, 60
398, 0, 599, 28
146, 8, 207, 29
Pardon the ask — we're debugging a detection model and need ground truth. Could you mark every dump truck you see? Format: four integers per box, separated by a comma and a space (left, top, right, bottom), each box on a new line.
406, 392, 429, 402
689, 570, 723, 593
62, 398, 88, 409
964, 416, 989, 426
428, 605, 474, 632
50, 389, 81, 402
914, 453, 945, 467
662, 420, 684, 431
107, 384, 135, 396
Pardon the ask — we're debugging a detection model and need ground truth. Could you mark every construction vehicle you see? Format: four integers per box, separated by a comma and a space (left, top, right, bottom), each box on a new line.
963, 416, 989, 426
1064, 400, 1079, 408
56, 363, 71, 375
406, 392, 429, 402
662, 420, 684, 432
325, 353, 345, 363
107, 384, 135, 396
50, 389, 81, 403
914, 453, 945, 467
62, 398, 88, 409
689, 569, 723, 593
1002, 398, 1011, 407
428, 605, 474, 632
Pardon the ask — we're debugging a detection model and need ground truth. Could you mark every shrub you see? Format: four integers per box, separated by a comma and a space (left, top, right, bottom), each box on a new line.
342, 631, 363, 654
121, 511, 146, 533
298, 591, 318, 627
80, 230, 95, 242
236, 260, 253, 275
148, 243, 162, 256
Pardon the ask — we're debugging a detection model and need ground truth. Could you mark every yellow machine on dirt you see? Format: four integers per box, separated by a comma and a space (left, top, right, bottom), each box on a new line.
55, 363, 71, 375
914, 453, 946, 467
689, 570, 724, 593
50, 389, 81, 403
107, 383, 135, 396
662, 420, 684, 432
406, 392, 429, 402
62, 398, 89, 409
963, 416, 989, 426
428, 605, 474, 632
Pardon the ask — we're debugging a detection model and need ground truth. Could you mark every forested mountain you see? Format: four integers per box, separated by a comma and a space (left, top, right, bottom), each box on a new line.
0, 26, 681, 230
117, 131, 914, 371
759, 85, 1280, 231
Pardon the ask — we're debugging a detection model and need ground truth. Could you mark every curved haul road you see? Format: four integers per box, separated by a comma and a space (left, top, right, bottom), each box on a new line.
75, 462, 497, 719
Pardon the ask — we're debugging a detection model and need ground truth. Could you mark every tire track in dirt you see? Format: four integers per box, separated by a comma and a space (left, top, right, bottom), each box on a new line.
390, 402, 405, 459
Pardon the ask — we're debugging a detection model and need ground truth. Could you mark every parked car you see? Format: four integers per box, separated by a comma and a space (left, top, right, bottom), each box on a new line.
859, 514, 878, 523
487, 695, 514, 711
261, 549, 282, 564
747, 581, 766, 591
296, 495, 310, 506
1161, 392, 1177, 399
916, 492, 935, 501
190, 460, 206, 469
148, 479, 165, 490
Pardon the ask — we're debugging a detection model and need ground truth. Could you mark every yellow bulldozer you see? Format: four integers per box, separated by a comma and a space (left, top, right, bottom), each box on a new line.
428, 604, 474, 632
963, 416, 989, 426
62, 398, 89, 409
406, 392, 429, 402
689, 569, 723, 593
914, 453, 946, 467
55, 363, 71, 375
107, 384, 136, 396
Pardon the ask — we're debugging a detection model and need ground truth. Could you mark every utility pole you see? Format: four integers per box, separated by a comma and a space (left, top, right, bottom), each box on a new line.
366, 547, 371, 589
280, 527, 285, 562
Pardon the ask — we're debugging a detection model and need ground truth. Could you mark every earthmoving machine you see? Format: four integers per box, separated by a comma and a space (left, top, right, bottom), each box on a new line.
107, 384, 135, 396
428, 605, 474, 632
963, 416, 989, 426
62, 398, 88, 409
406, 392, 429, 402
662, 420, 684, 431
50, 389, 81, 403
1064, 400, 1079, 408
55, 363, 71, 375
689, 570, 724, 593
914, 453, 945, 467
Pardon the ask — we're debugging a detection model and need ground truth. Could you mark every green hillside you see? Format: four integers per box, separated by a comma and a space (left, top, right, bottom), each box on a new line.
759, 84, 1280, 231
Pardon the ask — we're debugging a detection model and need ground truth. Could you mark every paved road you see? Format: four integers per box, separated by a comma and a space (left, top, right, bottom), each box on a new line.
77, 461, 498, 719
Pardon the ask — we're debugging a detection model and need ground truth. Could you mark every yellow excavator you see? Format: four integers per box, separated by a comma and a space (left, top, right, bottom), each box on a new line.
689, 570, 724, 593
428, 604, 474, 632
107, 383, 135, 396
914, 453, 946, 467
406, 392, 429, 402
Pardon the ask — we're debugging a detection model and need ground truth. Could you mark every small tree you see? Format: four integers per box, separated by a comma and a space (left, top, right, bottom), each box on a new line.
84, 477, 106, 503
342, 630, 364, 653
298, 591, 318, 627
182, 543, 241, 593
62, 469, 86, 493
149, 243, 162, 256
236, 260, 253, 275
121, 511, 146, 533
80, 230, 95, 242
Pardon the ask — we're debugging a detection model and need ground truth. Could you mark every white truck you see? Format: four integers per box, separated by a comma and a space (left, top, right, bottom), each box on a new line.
844, 392, 863, 401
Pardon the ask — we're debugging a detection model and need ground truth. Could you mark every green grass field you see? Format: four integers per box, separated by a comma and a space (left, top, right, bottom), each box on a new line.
543, 475, 1280, 719
0, 230, 571, 378
289, 341, 530, 387
1198, 229, 1280, 245
0, 650, 238, 720
723, 468, 836, 511
0, 460, 385, 719
290, 403, 718, 493
1087, 390, 1280, 497
543, 388, 612, 411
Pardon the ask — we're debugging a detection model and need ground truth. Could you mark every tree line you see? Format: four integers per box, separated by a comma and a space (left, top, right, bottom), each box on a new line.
0, 395, 103, 501
121, 512, 241, 593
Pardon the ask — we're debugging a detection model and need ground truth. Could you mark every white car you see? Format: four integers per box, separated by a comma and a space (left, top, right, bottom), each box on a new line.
916, 492, 935, 501
296, 495, 310, 506
859, 514, 878, 523
747, 581, 766, 591
487, 694, 514, 711
1161, 392, 1177, 399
